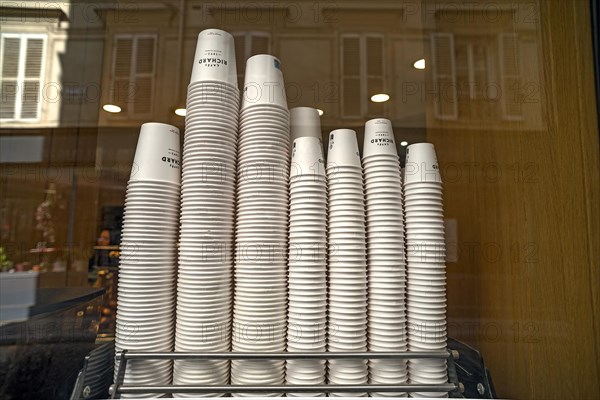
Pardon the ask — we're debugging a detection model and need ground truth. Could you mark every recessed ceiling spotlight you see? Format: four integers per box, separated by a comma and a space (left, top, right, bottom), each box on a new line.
370, 93, 390, 103
175, 108, 186, 117
316, 109, 324, 116
400, 141, 408, 146
413, 58, 426, 70
102, 104, 122, 113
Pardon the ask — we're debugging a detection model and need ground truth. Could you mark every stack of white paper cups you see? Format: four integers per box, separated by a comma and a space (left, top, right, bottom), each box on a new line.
363, 119, 409, 397
115, 122, 181, 398
404, 143, 448, 398
286, 136, 328, 396
326, 129, 368, 397
231, 54, 290, 396
173, 29, 239, 396
290, 107, 322, 146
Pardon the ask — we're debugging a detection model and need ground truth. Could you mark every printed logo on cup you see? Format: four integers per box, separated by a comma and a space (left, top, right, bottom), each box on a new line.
370, 135, 395, 146
197, 46, 229, 68
161, 156, 180, 169
162, 148, 181, 170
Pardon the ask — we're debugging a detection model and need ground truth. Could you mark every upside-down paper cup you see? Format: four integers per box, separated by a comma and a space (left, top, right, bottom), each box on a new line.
241, 54, 287, 110
190, 29, 237, 87
129, 122, 181, 184
404, 143, 442, 185
327, 129, 361, 168
290, 107, 322, 146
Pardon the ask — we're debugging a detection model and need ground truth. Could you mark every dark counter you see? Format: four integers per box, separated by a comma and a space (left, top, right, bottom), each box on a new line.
0, 287, 105, 400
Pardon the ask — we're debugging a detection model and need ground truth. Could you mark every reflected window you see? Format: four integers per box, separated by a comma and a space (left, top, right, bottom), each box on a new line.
0, 33, 46, 121
498, 33, 523, 120
232, 31, 270, 88
431, 32, 458, 120
455, 36, 493, 120
431, 32, 524, 122
108, 34, 157, 117
341, 34, 385, 118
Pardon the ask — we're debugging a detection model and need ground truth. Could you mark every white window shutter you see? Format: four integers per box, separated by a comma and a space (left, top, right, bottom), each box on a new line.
110, 35, 156, 117
431, 32, 458, 120
132, 36, 155, 115
366, 35, 384, 116
21, 38, 44, 119
111, 37, 133, 114
0, 34, 45, 121
0, 37, 20, 119
499, 33, 523, 120
341, 35, 361, 117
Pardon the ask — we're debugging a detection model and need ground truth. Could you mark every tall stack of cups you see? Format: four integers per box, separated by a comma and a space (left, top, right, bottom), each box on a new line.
404, 143, 448, 398
363, 119, 409, 397
286, 117, 327, 395
173, 29, 239, 396
326, 129, 368, 397
115, 122, 181, 398
231, 54, 290, 396
290, 107, 323, 147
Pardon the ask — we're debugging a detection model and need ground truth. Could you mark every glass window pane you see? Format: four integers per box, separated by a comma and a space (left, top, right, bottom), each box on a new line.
0, 3, 598, 400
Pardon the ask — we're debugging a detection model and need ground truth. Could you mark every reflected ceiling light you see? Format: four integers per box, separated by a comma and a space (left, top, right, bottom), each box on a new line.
400, 141, 408, 147
413, 58, 426, 70
175, 108, 186, 117
370, 93, 390, 103
102, 104, 121, 113
316, 108, 324, 116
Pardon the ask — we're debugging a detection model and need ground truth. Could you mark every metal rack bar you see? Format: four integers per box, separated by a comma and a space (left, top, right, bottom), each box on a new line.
111, 350, 462, 399
122, 350, 453, 360
119, 384, 458, 395
69, 355, 90, 400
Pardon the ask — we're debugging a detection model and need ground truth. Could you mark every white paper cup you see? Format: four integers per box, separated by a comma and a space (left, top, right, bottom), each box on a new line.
188, 79, 240, 92
129, 122, 181, 184
363, 118, 398, 158
362, 158, 401, 169
190, 29, 237, 87
290, 136, 325, 180
404, 143, 442, 184
239, 116, 289, 129
241, 54, 287, 110
326, 129, 361, 168
290, 107, 322, 146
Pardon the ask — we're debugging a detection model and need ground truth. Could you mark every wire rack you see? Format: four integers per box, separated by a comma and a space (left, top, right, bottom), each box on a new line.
101, 350, 463, 398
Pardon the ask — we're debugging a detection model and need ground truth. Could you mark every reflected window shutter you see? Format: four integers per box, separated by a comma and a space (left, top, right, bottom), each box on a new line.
499, 33, 523, 120
21, 38, 44, 119
0, 35, 45, 121
233, 33, 246, 89
111, 37, 133, 114
341, 35, 361, 117
132, 36, 156, 115
0, 37, 21, 119
431, 32, 458, 120
232, 32, 269, 89
233, 33, 245, 73
251, 34, 270, 56
366, 36, 384, 116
